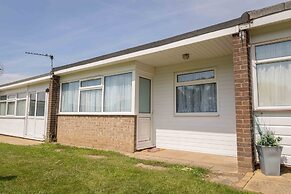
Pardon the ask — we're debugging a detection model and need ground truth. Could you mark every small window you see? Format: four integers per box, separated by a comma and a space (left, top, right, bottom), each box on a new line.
0, 95, 7, 100
175, 69, 217, 114
17, 93, 26, 99
256, 40, 291, 60
80, 90, 102, 112
7, 101, 15, 115
7, 94, 16, 99
81, 78, 101, 87
177, 70, 215, 83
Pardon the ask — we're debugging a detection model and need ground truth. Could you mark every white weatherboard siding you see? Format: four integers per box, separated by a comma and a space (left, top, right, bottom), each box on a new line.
255, 114, 291, 166
153, 55, 237, 157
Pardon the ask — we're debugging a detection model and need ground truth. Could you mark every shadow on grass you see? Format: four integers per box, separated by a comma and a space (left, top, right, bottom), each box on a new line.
0, 176, 17, 181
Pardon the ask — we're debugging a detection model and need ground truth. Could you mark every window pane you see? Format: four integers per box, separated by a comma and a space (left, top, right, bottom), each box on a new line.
8, 94, 16, 99
29, 94, 36, 116
36, 92, 45, 116
0, 102, 6, 115
16, 100, 26, 116
104, 73, 132, 112
7, 101, 15, 115
0, 95, 7, 100
139, 77, 151, 113
177, 70, 214, 82
61, 82, 79, 112
80, 89, 102, 112
257, 61, 291, 107
17, 92, 26, 99
176, 83, 217, 113
81, 78, 101, 87
256, 40, 291, 60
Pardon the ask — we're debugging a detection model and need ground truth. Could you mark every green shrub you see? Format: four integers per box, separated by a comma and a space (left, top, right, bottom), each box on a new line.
255, 117, 282, 147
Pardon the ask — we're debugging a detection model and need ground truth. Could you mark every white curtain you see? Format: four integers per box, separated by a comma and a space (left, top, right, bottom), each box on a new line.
257, 61, 291, 107
61, 82, 79, 112
104, 73, 132, 112
80, 89, 102, 112
176, 83, 217, 113
16, 100, 26, 116
256, 40, 291, 60
0, 102, 6, 115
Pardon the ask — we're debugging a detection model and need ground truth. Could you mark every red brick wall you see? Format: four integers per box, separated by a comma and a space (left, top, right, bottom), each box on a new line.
57, 115, 136, 152
46, 75, 60, 142
233, 31, 255, 172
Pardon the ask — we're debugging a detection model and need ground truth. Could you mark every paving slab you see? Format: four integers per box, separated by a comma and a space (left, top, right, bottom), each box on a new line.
244, 169, 291, 194
0, 135, 43, 146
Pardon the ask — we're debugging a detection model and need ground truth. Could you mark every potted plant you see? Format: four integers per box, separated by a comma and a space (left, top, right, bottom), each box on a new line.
255, 118, 283, 176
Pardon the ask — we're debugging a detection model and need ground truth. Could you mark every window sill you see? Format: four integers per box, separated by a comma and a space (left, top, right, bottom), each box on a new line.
254, 107, 291, 112
0, 116, 26, 119
57, 112, 136, 116
174, 112, 219, 117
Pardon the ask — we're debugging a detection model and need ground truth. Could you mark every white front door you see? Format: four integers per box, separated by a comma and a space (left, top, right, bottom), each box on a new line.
26, 92, 46, 140
136, 77, 154, 150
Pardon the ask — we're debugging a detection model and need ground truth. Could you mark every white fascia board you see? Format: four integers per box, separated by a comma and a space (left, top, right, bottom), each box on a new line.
54, 26, 239, 75
240, 10, 291, 30
0, 75, 50, 91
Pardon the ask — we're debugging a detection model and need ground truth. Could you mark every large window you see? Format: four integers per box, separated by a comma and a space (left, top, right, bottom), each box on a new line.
60, 72, 132, 113
0, 93, 27, 116
255, 40, 291, 108
175, 69, 217, 114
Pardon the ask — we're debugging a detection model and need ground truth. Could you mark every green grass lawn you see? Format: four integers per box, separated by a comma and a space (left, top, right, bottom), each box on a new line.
0, 143, 250, 194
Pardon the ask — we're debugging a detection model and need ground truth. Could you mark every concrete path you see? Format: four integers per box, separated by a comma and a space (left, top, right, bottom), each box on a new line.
0, 135, 43, 145
130, 148, 238, 174
244, 169, 291, 194
130, 148, 291, 194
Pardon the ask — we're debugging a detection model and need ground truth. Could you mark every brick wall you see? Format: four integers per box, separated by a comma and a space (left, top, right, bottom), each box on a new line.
232, 31, 255, 172
46, 75, 60, 142
57, 115, 136, 152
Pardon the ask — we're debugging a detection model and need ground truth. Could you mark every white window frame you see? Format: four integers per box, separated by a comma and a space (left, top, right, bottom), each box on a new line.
79, 77, 102, 113
27, 92, 47, 118
0, 92, 27, 118
174, 68, 219, 117
59, 71, 135, 115
0, 95, 7, 116
251, 37, 291, 111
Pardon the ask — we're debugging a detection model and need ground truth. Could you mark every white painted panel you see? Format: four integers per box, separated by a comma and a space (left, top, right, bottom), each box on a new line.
34, 119, 46, 140
0, 118, 25, 137
137, 117, 151, 142
156, 129, 236, 156
153, 56, 237, 157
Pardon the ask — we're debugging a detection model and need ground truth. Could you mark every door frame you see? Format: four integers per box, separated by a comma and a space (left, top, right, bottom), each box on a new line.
136, 74, 155, 150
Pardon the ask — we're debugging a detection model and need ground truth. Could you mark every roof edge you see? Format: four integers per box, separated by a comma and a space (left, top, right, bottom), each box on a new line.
247, 1, 291, 20
0, 73, 50, 89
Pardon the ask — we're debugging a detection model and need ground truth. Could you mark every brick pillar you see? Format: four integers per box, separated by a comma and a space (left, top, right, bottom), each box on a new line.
46, 75, 60, 142
233, 31, 255, 173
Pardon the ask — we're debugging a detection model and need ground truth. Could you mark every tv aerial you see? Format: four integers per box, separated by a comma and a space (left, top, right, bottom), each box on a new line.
0, 64, 4, 75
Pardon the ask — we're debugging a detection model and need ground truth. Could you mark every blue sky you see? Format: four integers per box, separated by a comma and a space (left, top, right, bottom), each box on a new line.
0, 0, 283, 84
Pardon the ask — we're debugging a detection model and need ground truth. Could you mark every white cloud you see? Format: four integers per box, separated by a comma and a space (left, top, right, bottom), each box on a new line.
0, 73, 28, 85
